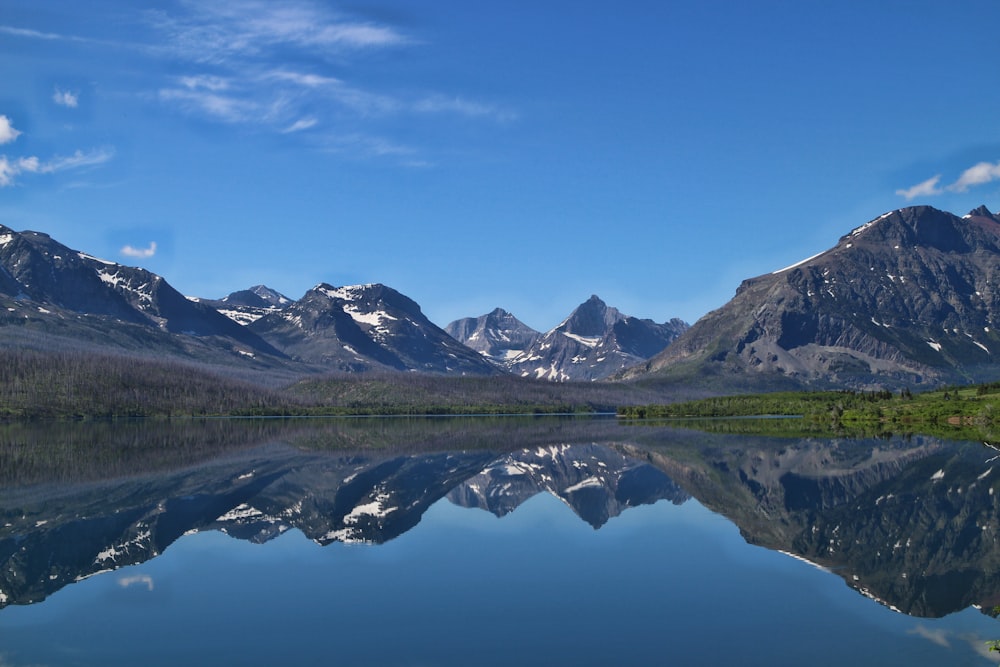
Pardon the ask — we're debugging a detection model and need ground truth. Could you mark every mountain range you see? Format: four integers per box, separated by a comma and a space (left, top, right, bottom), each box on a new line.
5, 203, 1000, 391
0, 223, 686, 382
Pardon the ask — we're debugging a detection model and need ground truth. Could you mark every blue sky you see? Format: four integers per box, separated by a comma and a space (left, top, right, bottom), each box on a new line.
2, 1, 1000, 331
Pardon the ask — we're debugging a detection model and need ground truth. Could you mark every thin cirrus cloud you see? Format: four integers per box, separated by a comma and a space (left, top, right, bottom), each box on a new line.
120, 242, 157, 259
6, 2, 514, 162
144, 1, 513, 158
897, 160, 1000, 200
147, 0, 410, 65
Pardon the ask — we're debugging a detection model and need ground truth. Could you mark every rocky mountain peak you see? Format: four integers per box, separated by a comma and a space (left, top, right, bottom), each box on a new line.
221, 285, 290, 308
631, 203, 1000, 390
444, 308, 540, 365
502, 295, 687, 381
968, 204, 994, 217
251, 282, 500, 375
558, 294, 624, 338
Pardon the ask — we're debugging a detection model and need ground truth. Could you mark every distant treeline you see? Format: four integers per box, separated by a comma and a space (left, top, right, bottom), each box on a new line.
284, 373, 669, 415
0, 349, 673, 420
0, 349, 301, 419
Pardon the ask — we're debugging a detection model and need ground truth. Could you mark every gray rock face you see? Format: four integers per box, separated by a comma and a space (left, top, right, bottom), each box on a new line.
445, 308, 540, 364
249, 283, 501, 375
506, 295, 689, 381
629, 205, 1000, 390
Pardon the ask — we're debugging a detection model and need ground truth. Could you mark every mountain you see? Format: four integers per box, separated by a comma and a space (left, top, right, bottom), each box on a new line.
0, 225, 282, 364
627, 205, 1000, 390
506, 295, 689, 380
444, 308, 540, 364
195, 285, 291, 326
249, 283, 501, 375
447, 443, 688, 528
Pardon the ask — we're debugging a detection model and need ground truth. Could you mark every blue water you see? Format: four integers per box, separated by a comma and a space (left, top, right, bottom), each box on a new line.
1, 492, 996, 666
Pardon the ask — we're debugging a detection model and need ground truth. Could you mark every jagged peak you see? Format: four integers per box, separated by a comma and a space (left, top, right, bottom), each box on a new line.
966, 204, 995, 219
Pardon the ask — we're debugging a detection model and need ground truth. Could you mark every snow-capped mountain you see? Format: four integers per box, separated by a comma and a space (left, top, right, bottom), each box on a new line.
628, 205, 1000, 390
0, 224, 686, 382
249, 283, 501, 375
0, 225, 280, 360
506, 295, 689, 381
196, 285, 291, 326
446, 443, 688, 527
445, 307, 541, 364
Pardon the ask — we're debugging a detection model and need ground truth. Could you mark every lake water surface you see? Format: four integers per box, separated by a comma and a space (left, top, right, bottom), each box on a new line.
0, 417, 998, 666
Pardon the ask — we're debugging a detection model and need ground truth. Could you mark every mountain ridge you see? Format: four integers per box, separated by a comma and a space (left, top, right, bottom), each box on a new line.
626, 204, 1000, 390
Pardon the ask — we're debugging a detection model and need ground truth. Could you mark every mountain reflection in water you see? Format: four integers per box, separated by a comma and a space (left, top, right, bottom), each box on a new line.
0, 417, 998, 624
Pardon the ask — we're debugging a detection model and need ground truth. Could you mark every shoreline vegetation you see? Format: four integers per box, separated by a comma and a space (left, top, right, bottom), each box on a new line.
619, 385, 1000, 441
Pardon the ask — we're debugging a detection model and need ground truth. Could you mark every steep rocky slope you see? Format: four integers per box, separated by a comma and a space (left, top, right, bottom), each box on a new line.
629, 205, 1000, 390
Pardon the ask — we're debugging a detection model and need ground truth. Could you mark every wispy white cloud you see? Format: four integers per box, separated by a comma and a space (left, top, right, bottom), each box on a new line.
9, 4, 490, 167
949, 160, 1000, 193
178, 74, 231, 91
158, 87, 253, 123
0, 116, 21, 145
320, 132, 415, 159
896, 175, 942, 200
121, 242, 157, 259
40, 148, 115, 173
149, 0, 408, 65
0, 24, 97, 44
265, 69, 398, 115
413, 95, 518, 122
0, 148, 114, 187
53, 87, 79, 108
282, 117, 318, 133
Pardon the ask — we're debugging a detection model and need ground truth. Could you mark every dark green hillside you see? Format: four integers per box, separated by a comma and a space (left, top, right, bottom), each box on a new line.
0, 349, 301, 419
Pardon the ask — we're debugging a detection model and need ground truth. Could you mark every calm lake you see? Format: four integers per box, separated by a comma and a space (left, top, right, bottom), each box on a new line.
1, 416, 998, 666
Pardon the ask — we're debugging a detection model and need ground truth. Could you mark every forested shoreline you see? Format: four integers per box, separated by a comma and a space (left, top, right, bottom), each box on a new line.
619, 384, 1000, 440
0, 349, 668, 419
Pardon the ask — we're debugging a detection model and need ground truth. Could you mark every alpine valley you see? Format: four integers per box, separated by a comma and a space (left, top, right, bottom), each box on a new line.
4, 203, 1000, 397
